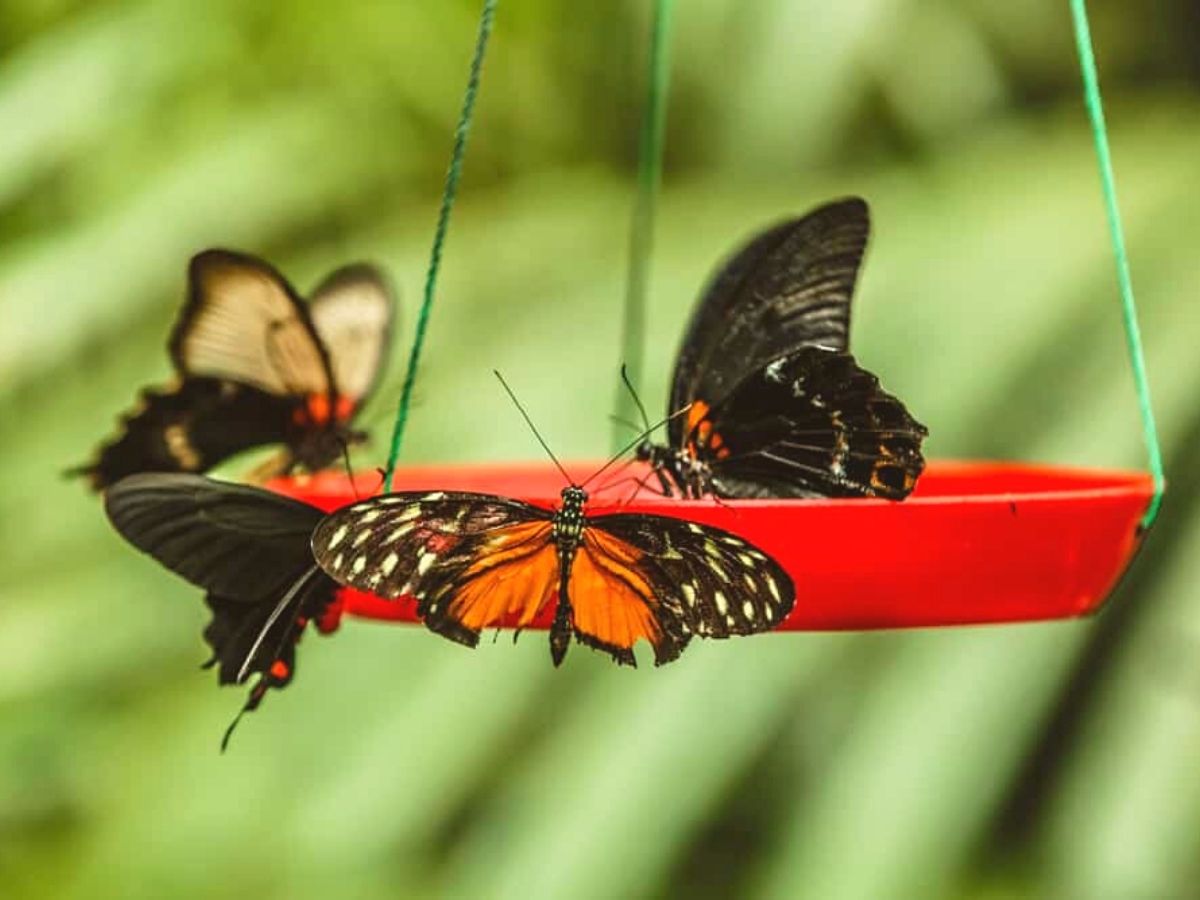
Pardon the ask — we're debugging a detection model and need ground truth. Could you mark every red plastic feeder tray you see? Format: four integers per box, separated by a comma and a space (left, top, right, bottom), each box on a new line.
275, 460, 1152, 631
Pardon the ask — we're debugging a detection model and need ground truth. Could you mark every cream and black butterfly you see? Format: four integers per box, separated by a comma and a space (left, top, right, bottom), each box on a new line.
311, 483, 795, 667
104, 473, 342, 749
74, 249, 395, 490
635, 197, 927, 499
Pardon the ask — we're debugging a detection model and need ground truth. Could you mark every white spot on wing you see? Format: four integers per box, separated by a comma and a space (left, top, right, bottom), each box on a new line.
743, 600, 755, 619
352, 556, 366, 575
327, 525, 349, 550
360, 510, 382, 524
332, 553, 344, 571
381, 553, 399, 576
764, 573, 781, 603
417, 552, 436, 575
422, 492, 446, 501
681, 583, 697, 607
714, 591, 727, 615
352, 529, 371, 548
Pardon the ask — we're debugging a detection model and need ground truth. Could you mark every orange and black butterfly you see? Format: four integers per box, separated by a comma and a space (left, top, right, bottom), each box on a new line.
311, 483, 794, 667
636, 197, 927, 499
74, 249, 395, 490
105, 473, 340, 748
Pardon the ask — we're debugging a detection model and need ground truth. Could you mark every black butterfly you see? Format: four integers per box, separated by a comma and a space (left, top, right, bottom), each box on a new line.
636, 197, 927, 499
74, 249, 395, 490
311, 483, 795, 668
104, 473, 340, 748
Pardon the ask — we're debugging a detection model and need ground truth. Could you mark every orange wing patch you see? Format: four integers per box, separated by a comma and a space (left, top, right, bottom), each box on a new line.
571, 529, 662, 658
446, 522, 557, 632
683, 399, 732, 460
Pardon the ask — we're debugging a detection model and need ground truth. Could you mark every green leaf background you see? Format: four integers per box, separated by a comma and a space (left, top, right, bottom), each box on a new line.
1, 2, 1197, 898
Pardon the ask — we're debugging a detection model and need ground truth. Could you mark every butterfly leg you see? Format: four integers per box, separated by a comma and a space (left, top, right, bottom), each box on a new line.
652, 466, 675, 498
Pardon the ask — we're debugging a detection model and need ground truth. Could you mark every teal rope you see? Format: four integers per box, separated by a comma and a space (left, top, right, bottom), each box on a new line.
383, 0, 498, 491
612, 0, 675, 451
1070, 0, 1165, 529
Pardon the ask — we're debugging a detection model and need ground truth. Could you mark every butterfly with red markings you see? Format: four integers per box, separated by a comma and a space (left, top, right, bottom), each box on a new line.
74, 249, 395, 490
311, 483, 795, 667
104, 473, 341, 748
635, 197, 927, 499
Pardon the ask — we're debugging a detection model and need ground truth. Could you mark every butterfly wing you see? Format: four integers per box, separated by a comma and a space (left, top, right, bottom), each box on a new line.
73, 378, 300, 490
668, 198, 869, 446
171, 249, 334, 399
580, 514, 795, 659
104, 473, 337, 743
308, 263, 396, 413
691, 347, 927, 498
310, 492, 558, 649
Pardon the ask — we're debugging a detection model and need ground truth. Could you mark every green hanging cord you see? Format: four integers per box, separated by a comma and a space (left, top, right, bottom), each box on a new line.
612, 0, 675, 452
1069, 0, 1165, 529
382, 0, 498, 491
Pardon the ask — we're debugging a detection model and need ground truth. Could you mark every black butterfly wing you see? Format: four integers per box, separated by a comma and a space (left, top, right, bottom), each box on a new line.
311, 492, 556, 650
104, 473, 337, 744
692, 347, 927, 499
584, 514, 795, 651
308, 262, 396, 414
73, 378, 301, 490
105, 473, 325, 595
668, 198, 869, 446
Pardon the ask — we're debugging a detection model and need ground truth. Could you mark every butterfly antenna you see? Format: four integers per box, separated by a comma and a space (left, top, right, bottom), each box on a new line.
593, 456, 638, 493
493, 370, 572, 485
609, 413, 643, 433
581, 403, 692, 489
620, 363, 653, 433
335, 435, 361, 500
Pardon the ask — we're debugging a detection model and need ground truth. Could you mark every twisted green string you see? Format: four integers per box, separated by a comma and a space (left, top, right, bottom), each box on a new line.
612, 0, 675, 452
1070, 0, 1165, 529
383, 0, 498, 491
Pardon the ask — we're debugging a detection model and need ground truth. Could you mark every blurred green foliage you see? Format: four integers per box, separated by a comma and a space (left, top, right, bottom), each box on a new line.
1, 1, 1199, 898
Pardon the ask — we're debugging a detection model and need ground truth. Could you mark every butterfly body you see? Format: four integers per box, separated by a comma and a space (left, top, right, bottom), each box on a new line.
76, 250, 394, 490
638, 198, 927, 500
312, 486, 794, 668
548, 485, 588, 665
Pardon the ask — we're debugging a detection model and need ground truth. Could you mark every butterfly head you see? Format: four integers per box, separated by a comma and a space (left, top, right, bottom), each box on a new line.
560, 485, 588, 510
635, 438, 666, 466
288, 421, 367, 475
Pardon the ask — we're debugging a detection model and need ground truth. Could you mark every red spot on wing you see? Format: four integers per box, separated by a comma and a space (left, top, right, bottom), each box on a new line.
294, 393, 357, 426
